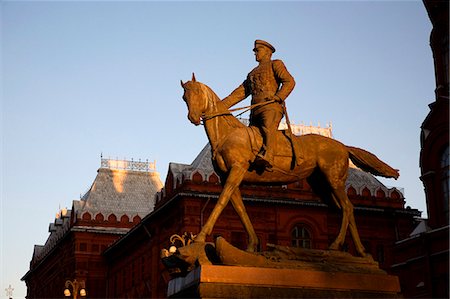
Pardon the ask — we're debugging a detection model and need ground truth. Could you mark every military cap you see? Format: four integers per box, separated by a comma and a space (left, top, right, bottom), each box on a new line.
253, 39, 276, 53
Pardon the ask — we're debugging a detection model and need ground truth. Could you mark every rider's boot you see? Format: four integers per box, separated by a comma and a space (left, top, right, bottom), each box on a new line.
255, 150, 274, 171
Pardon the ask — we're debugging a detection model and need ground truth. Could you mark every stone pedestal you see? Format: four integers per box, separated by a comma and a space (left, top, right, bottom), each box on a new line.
168, 265, 401, 298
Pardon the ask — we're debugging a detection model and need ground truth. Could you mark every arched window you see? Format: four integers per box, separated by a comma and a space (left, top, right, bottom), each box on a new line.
347, 186, 357, 197
192, 171, 203, 183
441, 145, 449, 221
82, 212, 92, 221
361, 187, 371, 198
376, 189, 386, 199
95, 213, 104, 222
208, 173, 220, 184
120, 215, 130, 223
108, 214, 117, 223
291, 225, 312, 249
391, 190, 401, 200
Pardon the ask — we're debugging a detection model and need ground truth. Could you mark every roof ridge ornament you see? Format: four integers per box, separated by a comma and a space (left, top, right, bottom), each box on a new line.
100, 157, 156, 172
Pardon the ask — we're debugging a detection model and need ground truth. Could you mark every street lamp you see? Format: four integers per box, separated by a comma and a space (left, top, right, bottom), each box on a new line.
5, 284, 14, 299
64, 279, 86, 299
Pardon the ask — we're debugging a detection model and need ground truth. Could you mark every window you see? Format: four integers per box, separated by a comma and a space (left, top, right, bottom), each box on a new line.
347, 186, 357, 197
192, 171, 203, 183
208, 173, 219, 184
362, 187, 371, 198
141, 256, 145, 277
114, 274, 118, 297
376, 189, 386, 198
291, 225, 311, 248
108, 214, 117, 222
79, 243, 87, 251
82, 212, 92, 221
441, 145, 449, 221
95, 213, 104, 221
131, 261, 136, 286
122, 269, 126, 291
391, 190, 400, 200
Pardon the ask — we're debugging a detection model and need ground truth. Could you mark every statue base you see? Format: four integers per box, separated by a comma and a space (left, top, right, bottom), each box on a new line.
164, 237, 402, 298
168, 265, 401, 298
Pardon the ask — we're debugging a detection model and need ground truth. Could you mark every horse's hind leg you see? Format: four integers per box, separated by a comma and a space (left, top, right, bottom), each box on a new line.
329, 187, 349, 251
348, 206, 366, 257
230, 189, 258, 252
330, 187, 366, 257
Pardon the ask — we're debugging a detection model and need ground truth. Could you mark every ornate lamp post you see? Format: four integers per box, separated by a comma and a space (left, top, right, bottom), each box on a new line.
64, 279, 86, 299
5, 284, 14, 299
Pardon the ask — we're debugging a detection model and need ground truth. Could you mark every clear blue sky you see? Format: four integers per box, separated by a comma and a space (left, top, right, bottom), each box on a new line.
1, 1, 434, 297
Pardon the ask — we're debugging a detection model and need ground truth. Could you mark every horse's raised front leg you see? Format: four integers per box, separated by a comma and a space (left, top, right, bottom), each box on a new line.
230, 189, 258, 252
195, 165, 247, 243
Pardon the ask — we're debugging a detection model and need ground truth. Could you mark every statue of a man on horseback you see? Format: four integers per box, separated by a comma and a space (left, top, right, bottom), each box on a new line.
222, 40, 296, 170
178, 39, 399, 259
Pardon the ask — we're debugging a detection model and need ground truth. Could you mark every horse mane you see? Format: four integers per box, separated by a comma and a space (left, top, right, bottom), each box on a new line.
200, 82, 245, 130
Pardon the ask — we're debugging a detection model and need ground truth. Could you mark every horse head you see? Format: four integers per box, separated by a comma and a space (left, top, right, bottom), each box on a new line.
181, 73, 208, 126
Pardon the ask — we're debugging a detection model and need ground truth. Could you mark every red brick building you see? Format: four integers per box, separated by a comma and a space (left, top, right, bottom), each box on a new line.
104, 141, 420, 298
21, 159, 163, 298
390, 1, 449, 298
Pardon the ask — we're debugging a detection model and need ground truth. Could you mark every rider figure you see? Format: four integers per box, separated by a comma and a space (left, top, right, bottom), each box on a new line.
222, 40, 296, 169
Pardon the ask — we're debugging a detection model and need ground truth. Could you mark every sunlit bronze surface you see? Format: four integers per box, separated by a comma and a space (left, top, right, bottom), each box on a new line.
181, 75, 398, 258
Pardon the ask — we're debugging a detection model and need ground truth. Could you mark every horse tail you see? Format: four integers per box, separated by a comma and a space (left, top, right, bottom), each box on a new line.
347, 146, 399, 179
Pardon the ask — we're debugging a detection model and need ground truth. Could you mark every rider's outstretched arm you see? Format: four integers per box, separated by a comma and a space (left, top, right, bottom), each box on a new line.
222, 80, 251, 108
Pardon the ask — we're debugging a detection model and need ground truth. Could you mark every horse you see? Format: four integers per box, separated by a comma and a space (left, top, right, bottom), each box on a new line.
180, 74, 399, 257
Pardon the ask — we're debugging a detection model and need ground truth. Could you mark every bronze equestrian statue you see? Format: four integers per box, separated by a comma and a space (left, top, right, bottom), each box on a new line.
181, 74, 398, 257
180, 41, 398, 257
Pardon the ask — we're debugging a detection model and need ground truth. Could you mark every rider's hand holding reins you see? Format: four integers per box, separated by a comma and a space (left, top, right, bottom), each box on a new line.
266, 95, 283, 103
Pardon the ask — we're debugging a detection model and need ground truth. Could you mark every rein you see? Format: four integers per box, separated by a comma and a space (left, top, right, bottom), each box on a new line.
201, 99, 276, 123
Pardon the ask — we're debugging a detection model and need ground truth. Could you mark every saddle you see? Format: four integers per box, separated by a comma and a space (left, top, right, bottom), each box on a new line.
246, 126, 303, 165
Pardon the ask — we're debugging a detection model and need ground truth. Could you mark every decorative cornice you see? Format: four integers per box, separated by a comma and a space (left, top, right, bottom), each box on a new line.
101, 157, 156, 172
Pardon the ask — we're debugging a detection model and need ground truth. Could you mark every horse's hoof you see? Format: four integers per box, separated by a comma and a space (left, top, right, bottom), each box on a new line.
194, 233, 206, 243
357, 251, 367, 258
245, 246, 256, 253
329, 243, 340, 251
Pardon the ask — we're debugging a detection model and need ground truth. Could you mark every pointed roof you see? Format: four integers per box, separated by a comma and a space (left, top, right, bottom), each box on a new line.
409, 219, 431, 236
26, 211, 71, 269
76, 166, 163, 218
166, 145, 218, 189
24, 159, 164, 274
346, 164, 398, 196
190, 144, 214, 170
168, 144, 217, 185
